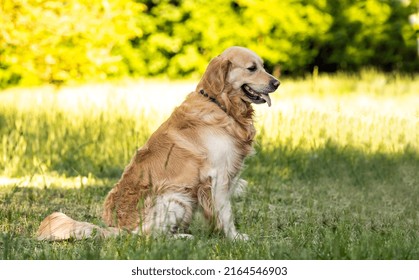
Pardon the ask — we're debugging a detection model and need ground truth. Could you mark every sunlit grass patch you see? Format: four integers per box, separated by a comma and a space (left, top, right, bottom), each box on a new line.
257, 71, 418, 154
1, 74, 417, 179
0, 174, 105, 190
0, 79, 194, 177
259, 96, 417, 152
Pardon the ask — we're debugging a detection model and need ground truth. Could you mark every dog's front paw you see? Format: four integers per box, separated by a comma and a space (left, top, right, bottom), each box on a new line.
234, 233, 249, 241
172, 233, 194, 240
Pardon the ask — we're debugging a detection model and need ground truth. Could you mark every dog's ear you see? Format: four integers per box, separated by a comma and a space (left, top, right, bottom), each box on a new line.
198, 55, 231, 95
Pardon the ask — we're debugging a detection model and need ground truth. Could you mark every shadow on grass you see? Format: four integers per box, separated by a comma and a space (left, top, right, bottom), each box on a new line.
246, 137, 418, 188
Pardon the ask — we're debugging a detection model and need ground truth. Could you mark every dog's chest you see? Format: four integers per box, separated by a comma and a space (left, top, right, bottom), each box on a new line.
202, 131, 240, 175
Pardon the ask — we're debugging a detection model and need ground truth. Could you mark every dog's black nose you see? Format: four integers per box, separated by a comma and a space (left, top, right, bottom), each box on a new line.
270, 79, 280, 89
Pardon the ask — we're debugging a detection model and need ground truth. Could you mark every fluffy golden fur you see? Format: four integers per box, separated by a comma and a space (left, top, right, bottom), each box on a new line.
37, 46, 279, 241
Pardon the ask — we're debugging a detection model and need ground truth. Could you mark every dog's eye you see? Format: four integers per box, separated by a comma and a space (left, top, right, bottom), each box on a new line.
247, 65, 257, 72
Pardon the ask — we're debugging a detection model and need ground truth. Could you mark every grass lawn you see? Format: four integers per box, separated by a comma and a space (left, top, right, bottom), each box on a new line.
0, 72, 418, 259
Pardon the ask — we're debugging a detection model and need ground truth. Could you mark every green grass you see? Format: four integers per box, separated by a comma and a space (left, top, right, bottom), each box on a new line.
0, 72, 418, 259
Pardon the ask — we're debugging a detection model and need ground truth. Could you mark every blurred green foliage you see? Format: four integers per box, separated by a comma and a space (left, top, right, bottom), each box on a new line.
0, 0, 418, 87
0, 0, 143, 87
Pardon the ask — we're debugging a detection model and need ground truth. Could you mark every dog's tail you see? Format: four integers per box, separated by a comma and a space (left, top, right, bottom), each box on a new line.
37, 212, 119, 241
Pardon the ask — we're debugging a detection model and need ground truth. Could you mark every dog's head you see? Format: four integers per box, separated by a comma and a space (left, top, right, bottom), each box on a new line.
197, 46, 280, 107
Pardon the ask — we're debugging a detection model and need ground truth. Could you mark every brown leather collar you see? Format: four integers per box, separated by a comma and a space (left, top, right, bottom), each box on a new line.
199, 89, 226, 112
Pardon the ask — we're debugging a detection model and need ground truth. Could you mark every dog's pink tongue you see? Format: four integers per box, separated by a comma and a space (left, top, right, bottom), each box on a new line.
261, 93, 271, 107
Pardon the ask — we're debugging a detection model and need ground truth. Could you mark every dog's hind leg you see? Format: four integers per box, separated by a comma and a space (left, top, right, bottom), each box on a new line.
133, 192, 195, 237
102, 184, 143, 230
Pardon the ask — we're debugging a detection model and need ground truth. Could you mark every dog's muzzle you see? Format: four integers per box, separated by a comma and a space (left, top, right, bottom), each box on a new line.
241, 78, 280, 107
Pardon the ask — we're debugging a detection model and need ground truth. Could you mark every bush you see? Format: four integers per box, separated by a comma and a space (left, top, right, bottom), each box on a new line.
0, 0, 144, 87
315, 0, 419, 72
0, 0, 418, 88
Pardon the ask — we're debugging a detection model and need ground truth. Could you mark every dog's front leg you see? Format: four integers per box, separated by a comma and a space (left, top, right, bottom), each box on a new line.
211, 171, 248, 240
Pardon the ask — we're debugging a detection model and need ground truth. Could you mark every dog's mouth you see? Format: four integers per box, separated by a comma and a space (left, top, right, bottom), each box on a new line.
241, 84, 272, 106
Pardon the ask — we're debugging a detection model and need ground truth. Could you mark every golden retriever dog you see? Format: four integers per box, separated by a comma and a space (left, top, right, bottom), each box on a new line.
37, 46, 280, 241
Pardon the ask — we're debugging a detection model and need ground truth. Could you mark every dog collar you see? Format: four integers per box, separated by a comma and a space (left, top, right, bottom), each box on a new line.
199, 89, 226, 112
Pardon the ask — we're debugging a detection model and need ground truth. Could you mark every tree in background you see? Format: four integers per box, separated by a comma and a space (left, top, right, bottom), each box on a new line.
408, 0, 419, 58
0, 0, 418, 88
124, 0, 333, 77
0, 0, 144, 86
315, 0, 419, 72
